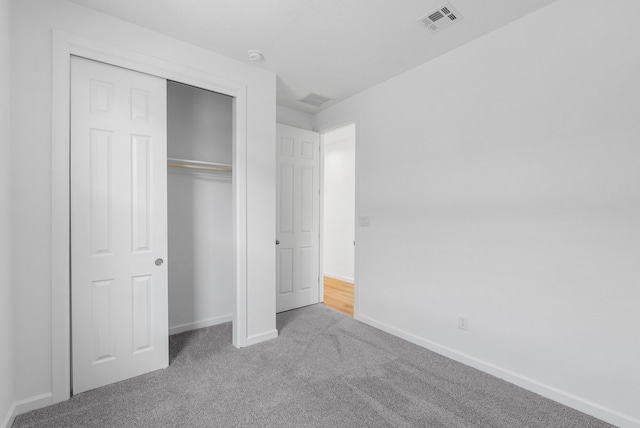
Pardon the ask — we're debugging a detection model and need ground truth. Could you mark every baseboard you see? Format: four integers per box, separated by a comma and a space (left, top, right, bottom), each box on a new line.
323, 272, 354, 284
2, 392, 54, 428
0, 325, 274, 427
1, 402, 15, 428
244, 329, 278, 347
169, 314, 233, 335
357, 314, 640, 428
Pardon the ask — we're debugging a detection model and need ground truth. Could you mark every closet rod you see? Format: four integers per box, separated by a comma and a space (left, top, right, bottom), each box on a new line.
167, 157, 232, 173
168, 163, 232, 172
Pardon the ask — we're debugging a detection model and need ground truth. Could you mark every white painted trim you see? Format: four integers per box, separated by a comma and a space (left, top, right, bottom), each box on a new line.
353, 123, 360, 320
169, 315, 233, 335
232, 89, 248, 349
1, 402, 15, 428
51, 29, 249, 404
318, 135, 325, 303
1, 393, 55, 428
51, 30, 72, 406
357, 314, 640, 428
323, 272, 354, 284
244, 329, 279, 346
14, 393, 53, 416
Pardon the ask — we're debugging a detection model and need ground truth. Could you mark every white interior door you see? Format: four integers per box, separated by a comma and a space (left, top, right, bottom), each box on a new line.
71, 56, 168, 394
276, 124, 320, 313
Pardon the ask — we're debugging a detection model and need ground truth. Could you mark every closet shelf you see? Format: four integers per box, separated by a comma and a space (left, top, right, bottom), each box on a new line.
167, 157, 232, 173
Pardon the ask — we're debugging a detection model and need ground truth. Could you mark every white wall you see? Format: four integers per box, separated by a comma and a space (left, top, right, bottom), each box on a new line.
276, 105, 315, 131
168, 82, 233, 164
0, 0, 14, 426
167, 82, 234, 333
322, 125, 355, 283
11, 0, 276, 409
316, 0, 640, 426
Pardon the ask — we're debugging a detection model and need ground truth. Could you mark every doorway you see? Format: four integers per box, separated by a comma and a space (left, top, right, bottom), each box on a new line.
166, 81, 234, 335
320, 124, 356, 317
274, 122, 357, 317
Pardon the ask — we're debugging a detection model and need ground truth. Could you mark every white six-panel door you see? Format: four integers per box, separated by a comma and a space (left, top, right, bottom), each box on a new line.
71, 56, 168, 394
276, 124, 320, 313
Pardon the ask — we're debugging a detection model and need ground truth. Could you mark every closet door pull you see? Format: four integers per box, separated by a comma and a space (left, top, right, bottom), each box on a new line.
155, 258, 164, 266
276, 240, 280, 245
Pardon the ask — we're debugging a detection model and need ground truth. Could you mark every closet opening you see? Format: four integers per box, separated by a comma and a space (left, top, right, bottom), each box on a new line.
55, 35, 252, 402
167, 81, 234, 337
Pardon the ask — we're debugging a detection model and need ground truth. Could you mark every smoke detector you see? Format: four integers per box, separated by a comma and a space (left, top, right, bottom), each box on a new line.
298, 92, 331, 107
418, 2, 463, 33
248, 50, 264, 61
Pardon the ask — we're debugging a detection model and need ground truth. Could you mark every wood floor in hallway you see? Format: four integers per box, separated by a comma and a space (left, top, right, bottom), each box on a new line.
322, 276, 354, 316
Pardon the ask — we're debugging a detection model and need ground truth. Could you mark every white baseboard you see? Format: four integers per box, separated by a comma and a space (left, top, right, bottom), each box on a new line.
169, 314, 233, 335
244, 329, 278, 347
323, 272, 354, 284
1, 402, 15, 428
2, 317, 234, 428
357, 314, 640, 428
2, 393, 54, 428
0, 324, 274, 427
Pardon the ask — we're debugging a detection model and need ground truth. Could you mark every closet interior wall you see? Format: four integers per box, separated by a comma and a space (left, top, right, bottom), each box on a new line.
167, 81, 234, 334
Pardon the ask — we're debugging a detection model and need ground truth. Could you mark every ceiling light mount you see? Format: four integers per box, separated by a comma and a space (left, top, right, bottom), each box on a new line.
248, 49, 264, 61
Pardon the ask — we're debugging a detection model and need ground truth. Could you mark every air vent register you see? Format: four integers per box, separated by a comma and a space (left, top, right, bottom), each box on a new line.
418, 2, 463, 33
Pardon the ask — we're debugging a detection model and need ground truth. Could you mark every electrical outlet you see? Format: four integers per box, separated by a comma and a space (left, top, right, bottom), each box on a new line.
458, 314, 469, 331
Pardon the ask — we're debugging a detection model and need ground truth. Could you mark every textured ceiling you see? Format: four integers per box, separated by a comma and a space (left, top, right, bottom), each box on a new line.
67, 0, 557, 113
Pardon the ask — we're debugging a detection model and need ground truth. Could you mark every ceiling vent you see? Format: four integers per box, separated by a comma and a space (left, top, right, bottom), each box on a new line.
418, 2, 463, 33
298, 92, 331, 107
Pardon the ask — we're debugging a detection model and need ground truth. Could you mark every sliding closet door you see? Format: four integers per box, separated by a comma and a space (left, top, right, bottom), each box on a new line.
70, 56, 168, 394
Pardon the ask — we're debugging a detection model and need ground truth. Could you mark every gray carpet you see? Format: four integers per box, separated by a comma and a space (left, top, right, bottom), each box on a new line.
14, 304, 612, 428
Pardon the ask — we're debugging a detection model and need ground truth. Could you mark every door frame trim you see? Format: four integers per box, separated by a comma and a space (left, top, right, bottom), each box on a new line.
51, 30, 249, 404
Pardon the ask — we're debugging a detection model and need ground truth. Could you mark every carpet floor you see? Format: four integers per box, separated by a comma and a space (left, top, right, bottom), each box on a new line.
14, 304, 612, 427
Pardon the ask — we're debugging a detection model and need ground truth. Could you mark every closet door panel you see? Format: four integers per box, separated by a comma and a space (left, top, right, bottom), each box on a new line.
89, 129, 114, 255
71, 56, 168, 394
131, 275, 153, 353
91, 279, 116, 363
131, 134, 152, 253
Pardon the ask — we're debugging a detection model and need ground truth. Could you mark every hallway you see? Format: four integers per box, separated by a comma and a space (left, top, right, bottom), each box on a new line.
322, 276, 353, 316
